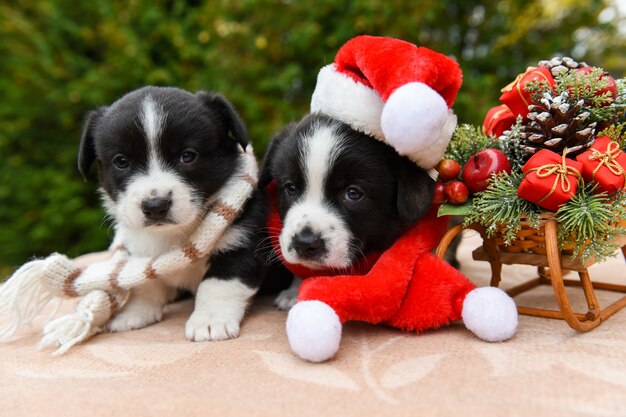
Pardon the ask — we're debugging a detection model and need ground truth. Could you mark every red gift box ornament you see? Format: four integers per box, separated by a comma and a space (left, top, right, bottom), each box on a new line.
575, 136, 626, 195
483, 104, 517, 138
518, 149, 583, 212
500, 66, 556, 118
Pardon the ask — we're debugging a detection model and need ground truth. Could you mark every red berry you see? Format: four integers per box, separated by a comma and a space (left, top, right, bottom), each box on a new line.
444, 180, 469, 205
433, 181, 446, 204
436, 159, 461, 182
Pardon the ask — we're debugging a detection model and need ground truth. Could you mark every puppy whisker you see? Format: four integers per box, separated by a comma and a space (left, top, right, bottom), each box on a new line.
253, 242, 276, 255
98, 213, 116, 234
262, 250, 282, 266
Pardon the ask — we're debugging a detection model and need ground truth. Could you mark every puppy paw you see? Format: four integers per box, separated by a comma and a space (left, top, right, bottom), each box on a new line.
108, 302, 163, 332
185, 278, 254, 342
274, 277, 302, 311
185, 312, 240, 342
274, 288, 298, 311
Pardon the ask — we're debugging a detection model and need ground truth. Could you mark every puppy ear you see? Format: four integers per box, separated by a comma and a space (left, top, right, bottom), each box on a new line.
196, 91, 249, 150
259, 123, 296, 188
396, 159, 435, 224
77, 108, 105, 180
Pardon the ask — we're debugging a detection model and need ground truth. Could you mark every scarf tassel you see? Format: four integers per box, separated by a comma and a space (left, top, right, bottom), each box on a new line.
0, 259, 59, 341
39, 290, 126, 356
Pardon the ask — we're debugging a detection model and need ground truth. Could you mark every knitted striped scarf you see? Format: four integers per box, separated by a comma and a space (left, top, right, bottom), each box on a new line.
0, 145, 258, 355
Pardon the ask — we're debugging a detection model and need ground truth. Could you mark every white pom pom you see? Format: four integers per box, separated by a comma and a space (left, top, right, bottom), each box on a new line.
462, 287, 518, 342
381, 82, 451, 168
286, 300, 342, 362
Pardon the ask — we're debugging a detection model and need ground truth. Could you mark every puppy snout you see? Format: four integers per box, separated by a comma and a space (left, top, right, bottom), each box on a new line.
292, 229, 325, 258
141, 198, 172, 220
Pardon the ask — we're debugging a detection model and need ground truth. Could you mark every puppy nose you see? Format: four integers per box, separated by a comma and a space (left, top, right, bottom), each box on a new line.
292, 230, 324, 258
141, 198, 171, 220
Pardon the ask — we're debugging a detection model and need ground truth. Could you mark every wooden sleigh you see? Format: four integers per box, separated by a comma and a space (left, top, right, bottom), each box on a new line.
436, 217, 626, 331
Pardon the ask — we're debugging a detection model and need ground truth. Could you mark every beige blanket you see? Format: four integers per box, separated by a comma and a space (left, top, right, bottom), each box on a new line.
1, 231, 625, 417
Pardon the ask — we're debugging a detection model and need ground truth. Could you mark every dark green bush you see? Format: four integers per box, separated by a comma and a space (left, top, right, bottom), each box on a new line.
0, 0, 623, 269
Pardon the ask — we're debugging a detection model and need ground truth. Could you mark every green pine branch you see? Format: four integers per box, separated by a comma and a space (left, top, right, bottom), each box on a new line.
592, 77, 625, 128
589, 103, 626, 125
444, 124, 496, 166
554, 67, 613, 107
556, 185, 626, 263
597, 123, 626, 149
524, 78, 554, 103
497, 116, 527, 172
464, 171, 541, 244
616, 78, 626, 105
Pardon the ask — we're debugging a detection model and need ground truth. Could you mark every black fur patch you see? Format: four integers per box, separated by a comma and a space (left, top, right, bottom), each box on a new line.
207, 189, 267, 288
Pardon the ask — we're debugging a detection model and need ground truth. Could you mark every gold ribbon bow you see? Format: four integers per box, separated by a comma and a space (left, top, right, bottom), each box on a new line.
528, 150, 581, 205
589, 141, 626, 181
501, 71, 525, 93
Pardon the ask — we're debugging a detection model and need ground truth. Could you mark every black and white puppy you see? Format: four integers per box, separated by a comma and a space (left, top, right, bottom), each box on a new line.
260, 113, 434, 308
79, 86, 266, 341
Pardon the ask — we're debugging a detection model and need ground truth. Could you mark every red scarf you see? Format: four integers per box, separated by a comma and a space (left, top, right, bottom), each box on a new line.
265, 181, 475, 331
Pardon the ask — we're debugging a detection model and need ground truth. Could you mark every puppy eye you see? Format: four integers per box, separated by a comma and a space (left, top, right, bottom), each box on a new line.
283, 182, 299, 197
345, 186, 364, 201
112, 154, 130, 169
180, 150, 197, 164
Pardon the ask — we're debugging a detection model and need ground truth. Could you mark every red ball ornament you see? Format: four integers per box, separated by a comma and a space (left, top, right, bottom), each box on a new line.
462, 149, 512, 193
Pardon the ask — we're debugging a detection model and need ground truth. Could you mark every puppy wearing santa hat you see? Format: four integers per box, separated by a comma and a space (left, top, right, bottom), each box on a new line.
260, 35, 518, 363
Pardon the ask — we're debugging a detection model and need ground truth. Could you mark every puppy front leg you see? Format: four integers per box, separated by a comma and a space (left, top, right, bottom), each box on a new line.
185, 248, 261, 342
185, 278, 257, 341
108, 280, 175, 332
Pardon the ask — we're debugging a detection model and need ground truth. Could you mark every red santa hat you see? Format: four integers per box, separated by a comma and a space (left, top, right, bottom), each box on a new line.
311, 35, 463, 169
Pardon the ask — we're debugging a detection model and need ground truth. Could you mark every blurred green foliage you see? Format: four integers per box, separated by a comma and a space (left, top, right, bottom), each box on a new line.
0, 0, 624, 269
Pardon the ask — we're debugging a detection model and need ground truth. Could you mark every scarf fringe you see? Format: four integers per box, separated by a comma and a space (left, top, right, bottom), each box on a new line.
0, 259, 59, 341
39, 290, 124, 356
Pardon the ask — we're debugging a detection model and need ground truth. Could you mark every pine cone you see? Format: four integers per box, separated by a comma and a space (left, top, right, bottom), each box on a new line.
519, 92, 596, 157
538, 56, 588, 77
